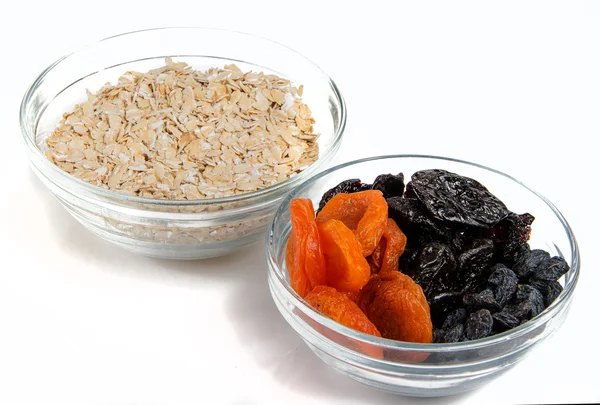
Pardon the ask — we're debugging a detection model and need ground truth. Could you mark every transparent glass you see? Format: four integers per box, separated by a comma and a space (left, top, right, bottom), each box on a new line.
267, 155, 580, 397
20, 28, 346, 259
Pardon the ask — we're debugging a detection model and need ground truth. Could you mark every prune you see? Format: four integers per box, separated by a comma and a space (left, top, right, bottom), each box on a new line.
387, 197, 452, 245
317, 179, 371, 212
533, 256, 569, 281
443, 324, 465, 343
458, 239, 495, 292
442, 308, 467, 329
429, 291, 463, 328
372, 173, 405, 198
492, 311, 520, 332
465, 309, 494, 340
487, 264, 518, 307
512, 249, 550, 280
410, 242, 458, 300
462, 289, 501, 312
406, 169, 510, 227
486, 213, 535, 260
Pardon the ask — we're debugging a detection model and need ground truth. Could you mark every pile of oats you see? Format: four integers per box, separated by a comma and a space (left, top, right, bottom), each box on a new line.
45, 57, 319, 200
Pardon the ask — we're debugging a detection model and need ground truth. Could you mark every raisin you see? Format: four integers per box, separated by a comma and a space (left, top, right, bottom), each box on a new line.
458, 238, 495, 292
433, 328, 446, 343
443, 324, 465, 343
372, 173, 405, 198
429, 291, 463, 328
387, 197, 452, 245
410, 242, 458, 300
533, 256, 569, 281
508, 284, 545, 320
543, 281, 563, 307
317, 179, 371, 213
462, 289, 501, 312
465, 309, 494, 340
512, 249, 551, 280
406, 169, 510, 227
441, 308, 467, 330
492, 311, 520, 332
487, 264, 518, 307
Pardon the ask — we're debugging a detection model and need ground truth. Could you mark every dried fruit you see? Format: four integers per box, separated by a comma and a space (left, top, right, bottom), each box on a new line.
532, 256, 569, 282
372, 173, 405, 198
355, 272, 432, 343
487, 264, 518, 307
492, 311, 520, 332
286, 199, 327, 297
305, 285, 381, 337
379, 219, 407, 274
317, 179, 372, 213
354, 196, 388, 256
316, 190, 384, 230
406, 169, 510, 227
441, 308, 467, 330
462, 289, 501, 312
318, 219, 371, 292
409, 242, 458, 300
512, 249, 550, 280
368, 238, 386, 274
458, 239, 495, 293
465, 309, 494, 340
387, 197, 451, 246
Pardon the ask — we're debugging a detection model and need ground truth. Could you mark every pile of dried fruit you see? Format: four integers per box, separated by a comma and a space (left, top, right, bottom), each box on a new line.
45, 58, 318, 200
286, 169, 570, 347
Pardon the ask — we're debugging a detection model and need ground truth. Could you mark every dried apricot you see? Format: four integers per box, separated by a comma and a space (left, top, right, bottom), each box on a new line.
316, 190, 384, 230
368, 238, 386, 274
318, 219, 371, 292
379, 219, 408, 274
306, 285, 381, 337
356, 272, 432, 343
286, 199, 327, 297
355, 196, 388, 256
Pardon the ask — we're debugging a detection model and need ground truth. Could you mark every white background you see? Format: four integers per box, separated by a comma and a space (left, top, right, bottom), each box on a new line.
0, 1, 598, 404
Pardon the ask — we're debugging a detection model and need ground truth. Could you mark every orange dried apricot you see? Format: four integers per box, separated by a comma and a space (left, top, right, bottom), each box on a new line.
368, 238, 386, 274
356, 272, 432, 344
354, 196, 388, 256
318, 219, 371, 292
316, 190, 384, 230
286, 199, 327, 297
379, 218, 408, 274
305, 285, 381, 338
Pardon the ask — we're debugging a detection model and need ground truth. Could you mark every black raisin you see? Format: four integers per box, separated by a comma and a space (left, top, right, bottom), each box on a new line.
316, 178, 371, 212
492, 311, 521, 332
458, 238, 495, 292
533, 256, 569, 281
372, 173, 405, 198
529, 278, 563, 308
406, 169, 510, 227
487, 264, 518, 307
443, 324, 465, 343
410, 242, 458, 300
465, 309, 494, 340
462, 289, 501, 312
429, 291, 464, 328
509, 284, 545, 320
512, 249, 550, 281
486, 213, 535, 261
441, 308, 468, 330
433, 328, 446, 343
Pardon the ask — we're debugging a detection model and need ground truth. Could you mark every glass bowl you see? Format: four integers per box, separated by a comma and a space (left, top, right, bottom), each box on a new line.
20, 27, 346, 259
266, 155, 579, 397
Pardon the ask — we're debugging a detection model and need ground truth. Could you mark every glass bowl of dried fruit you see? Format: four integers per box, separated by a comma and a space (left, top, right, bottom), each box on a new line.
20, 27, 345, 259
267, 154, 579, 397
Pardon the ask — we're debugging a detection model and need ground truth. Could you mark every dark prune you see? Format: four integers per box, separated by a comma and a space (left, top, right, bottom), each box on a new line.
410, 242, 458, 299
462, 289, 501, 312
486, 213, 535, 260
429, 291, 463, 328
317, 178, 371, 212
387, 197, 452, 245
406, 169, 510, 227
465, 309, 494, 340
533, 256, 569, 281
443, 324, 465, 343
512, 249, 550, 280
442, 308, 467, 330
492, 311, 520, 332
487, 264, 518, 307
372, 173, 405, 198
458, 239, 495, 292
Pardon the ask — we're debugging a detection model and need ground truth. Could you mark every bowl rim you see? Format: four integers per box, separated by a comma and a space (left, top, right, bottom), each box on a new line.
267, 153, 580, 353
19, 26, 346, 207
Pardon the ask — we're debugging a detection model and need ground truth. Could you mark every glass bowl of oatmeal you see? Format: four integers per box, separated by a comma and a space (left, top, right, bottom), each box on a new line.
20, 27, 346, 259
